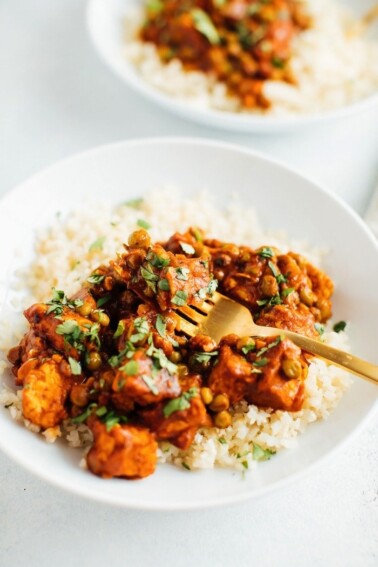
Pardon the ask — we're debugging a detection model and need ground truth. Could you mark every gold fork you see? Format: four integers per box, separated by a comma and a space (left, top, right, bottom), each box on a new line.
176, 291, 378, 386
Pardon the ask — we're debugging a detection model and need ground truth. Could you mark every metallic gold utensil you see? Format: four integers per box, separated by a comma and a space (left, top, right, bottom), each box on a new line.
176, 291, 378, 386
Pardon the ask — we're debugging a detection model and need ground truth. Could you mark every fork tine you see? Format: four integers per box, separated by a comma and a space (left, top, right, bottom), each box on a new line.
176, 314, 198, 337
177, 305, 205, 324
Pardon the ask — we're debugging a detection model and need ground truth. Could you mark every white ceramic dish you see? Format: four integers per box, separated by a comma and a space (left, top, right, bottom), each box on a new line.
86, 0, 378, 134
0, 138, 377, 510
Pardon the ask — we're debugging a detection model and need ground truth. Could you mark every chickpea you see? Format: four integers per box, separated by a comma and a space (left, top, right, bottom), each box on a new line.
91, 311, 110, 327
260, 275, 279, 298
299, 286, 315, 307
169, 351, 182, 363
86, 351, 102, 371
76, 302, 92, 317
200, 387, 214, 406
128, 229, 151, 250
70, 384, 89, 407
236, 336, 255, 352
214, 410, 232, 428
210, 394, 230, 413
177, 364, 189, 377
281, 358, 302, 380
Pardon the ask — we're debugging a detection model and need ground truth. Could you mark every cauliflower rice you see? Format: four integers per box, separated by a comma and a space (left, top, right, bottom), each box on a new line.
0, 189, 352, 473
124, 0, 378, 116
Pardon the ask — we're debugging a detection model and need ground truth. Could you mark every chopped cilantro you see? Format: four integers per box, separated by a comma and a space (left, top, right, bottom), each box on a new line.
123, 197, 143, 209
113, 320, 125, 339
176, 267, 190, 281
97, 294, 111, 308
241, 343, 256, 355
163, 388, 198, 418
95, 406, 107, 417
253, 357, 268, 367
141, 375, 159, 395
130, 317, 149, 343
89, 236, 105, 252
71, 403, 97, 424
182, 462, 191, 471
180, 242, 195, 255
253, 443, 276, 461
146, 251, 170, 268
68, 356, 82, 376
158, 278, 170, 291
192, 351, 218, 364
241, 461, 249, 470
155, 314, 166, 338
137, 219, 151, 230
87, 273, 104, 285
255, 336, 282, 357
282, 287, 295, 298
171, 290, 188, 306
120, 360, 139, 376
333, 321, 347, 333
314, 323, 325, 336
191, 8, 220, 45
258, 247, 274, 259
218, 437, 227, 445
141, 265, 158, 293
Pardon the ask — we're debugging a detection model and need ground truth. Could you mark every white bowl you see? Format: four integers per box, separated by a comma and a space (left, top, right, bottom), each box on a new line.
0, 138, 377, 509
86, 0, 378, 133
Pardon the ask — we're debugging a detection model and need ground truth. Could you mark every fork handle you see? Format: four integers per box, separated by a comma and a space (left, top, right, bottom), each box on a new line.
255, 326, 378, 386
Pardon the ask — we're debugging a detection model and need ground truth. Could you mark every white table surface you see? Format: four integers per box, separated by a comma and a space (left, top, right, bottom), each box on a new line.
0, 1, 377, 566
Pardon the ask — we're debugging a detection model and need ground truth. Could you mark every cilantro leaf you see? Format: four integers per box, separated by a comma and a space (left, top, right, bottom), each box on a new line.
137, 219, 151, 230
163, 388, 198, 418
68, 356, 82, 376
180, 242, 195, 255
171, 290, 188, 306
333, 321, 347, 333
89, 236, 105, 252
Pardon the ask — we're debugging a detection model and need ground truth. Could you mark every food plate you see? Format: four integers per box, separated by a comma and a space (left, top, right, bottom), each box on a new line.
0, 138, 377, 509
86, 0, 378, 133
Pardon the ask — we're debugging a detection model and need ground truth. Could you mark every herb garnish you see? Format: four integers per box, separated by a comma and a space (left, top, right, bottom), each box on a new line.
176, 267, 190, 281
155, 314, 166, 338
192, 351, 219, 364
282, 287, 295, 298
253, 443, 276, 461
141, 265, 159, 292
124, 197, 143, 209
97, 294, 111, 308
146, 251, 170, 268
137, 219, 151, 230
113, 320, 125, 339
89, 236, 105, 252
253, 357, 268, 367
191, 8, 220, 45
141, 375, 159, 395
87, 273, 104, 285
130, 317, 150, 343
46, 288, 84, 316
68, 356, 82, 375
255, 336, 282, 358
180, 242, 195, 255
314, 323, 325, 336
158, 278, 170, 291
120, 360, 139, 376
258, 247, 274, 259
333, 321, 347, 333
163, 387, 198, 418
172, 290, 188, 306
